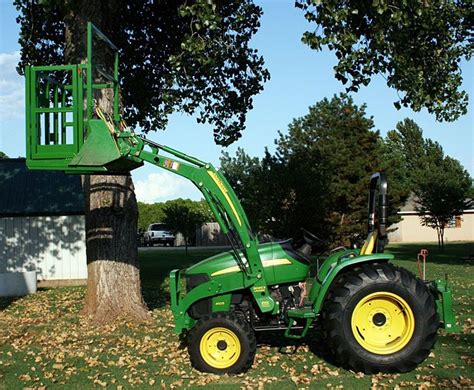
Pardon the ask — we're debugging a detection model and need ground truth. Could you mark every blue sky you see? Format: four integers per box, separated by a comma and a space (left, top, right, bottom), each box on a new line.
0, 1, 472, 203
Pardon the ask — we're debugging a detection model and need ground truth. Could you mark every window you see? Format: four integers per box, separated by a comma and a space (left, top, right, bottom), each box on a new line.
151, 224, 169, 231
447, 216, 462, 228
455, 215, 462, 228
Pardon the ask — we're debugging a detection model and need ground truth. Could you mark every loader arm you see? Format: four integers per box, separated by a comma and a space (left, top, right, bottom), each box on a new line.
117, 131, 276, 313
23, 20, 276, 314
136, 136, 256, 273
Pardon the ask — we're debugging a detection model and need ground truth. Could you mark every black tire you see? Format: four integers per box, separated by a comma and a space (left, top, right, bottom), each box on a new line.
187, 312, 256, 374
321, 262, 439, 374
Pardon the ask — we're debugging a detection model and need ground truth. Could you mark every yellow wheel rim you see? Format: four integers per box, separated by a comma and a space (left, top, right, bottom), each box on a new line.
351, 292, 415, 355
199, 327, 241, 369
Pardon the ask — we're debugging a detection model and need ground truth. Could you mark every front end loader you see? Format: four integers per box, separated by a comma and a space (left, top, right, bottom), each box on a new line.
24, 22, 460, 375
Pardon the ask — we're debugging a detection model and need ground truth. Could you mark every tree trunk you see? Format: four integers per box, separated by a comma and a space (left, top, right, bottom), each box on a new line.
436, 226, 443, 253
439, 226, 444, 253
65, 3, 149, 323
182, 232, 189, 256
82, 175, 149, 323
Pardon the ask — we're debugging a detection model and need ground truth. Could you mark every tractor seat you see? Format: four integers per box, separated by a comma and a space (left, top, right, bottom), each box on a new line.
360, 231, 377, 255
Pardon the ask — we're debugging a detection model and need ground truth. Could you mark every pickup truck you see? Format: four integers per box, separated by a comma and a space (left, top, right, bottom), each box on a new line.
144, 223, 175, 247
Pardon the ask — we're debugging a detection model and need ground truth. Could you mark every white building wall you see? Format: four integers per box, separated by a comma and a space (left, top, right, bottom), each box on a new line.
388, 212, 474, 243
0, 215, 87, 280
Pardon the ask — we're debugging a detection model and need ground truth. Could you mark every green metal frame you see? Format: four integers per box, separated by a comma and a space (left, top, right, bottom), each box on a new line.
25, 64, 83, 166
25, 22, 120, 171
24, 21, 460, 338
86, 22, 120, 125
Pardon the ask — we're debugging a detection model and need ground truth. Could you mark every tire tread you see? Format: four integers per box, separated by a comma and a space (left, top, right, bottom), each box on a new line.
187, 312, 256, 374
321, 262, 439, 373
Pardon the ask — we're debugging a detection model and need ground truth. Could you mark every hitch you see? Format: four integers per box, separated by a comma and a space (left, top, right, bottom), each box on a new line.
430, 274, 461, 333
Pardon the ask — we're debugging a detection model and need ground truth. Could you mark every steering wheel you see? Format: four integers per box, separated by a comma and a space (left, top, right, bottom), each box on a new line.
301, 228, 326, 246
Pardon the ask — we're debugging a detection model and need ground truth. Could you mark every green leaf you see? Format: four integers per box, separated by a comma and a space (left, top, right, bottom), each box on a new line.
296, 0, 472, 122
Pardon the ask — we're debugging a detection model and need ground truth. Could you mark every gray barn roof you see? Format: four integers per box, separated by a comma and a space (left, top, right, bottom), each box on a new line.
0, 158, 84, 217
399, 193, 473, 214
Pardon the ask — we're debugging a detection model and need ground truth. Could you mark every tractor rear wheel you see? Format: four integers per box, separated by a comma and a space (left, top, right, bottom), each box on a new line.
322, 262, 439, 373
187, 312, 256, 374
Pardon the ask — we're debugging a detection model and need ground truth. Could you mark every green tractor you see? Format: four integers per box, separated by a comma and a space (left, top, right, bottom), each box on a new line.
25, 23, 459, 375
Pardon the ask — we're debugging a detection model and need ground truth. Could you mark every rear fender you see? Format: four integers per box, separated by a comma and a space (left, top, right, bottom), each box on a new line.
309, 250, 393, 314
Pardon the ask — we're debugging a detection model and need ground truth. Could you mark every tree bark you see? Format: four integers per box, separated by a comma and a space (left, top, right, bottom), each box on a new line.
82, 174, 149, 323
436, 228, 441, 252
440, 226, 445, 253
64, 2, 149, 323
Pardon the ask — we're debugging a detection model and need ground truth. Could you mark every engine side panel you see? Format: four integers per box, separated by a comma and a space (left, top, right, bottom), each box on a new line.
185, 242, 310, 286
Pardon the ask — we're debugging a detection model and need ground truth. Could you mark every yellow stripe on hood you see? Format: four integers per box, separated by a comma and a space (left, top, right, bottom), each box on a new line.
210, 258, 292, 276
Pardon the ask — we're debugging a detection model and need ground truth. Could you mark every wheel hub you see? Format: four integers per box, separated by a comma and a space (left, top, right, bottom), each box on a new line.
351, 292, 415, 355
217, 340, 227, 351
199, 327, 241, 369
372, 312, 387, 326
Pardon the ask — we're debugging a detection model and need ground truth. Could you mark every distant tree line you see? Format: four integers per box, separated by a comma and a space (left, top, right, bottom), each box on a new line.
138, 198, 213, 232
137, 95, 471, 252
220, 94, 472, 251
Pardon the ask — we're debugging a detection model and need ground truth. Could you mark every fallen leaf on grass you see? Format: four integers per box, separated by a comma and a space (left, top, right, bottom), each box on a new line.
93, 379, 107, 387
18, 373, 32, 381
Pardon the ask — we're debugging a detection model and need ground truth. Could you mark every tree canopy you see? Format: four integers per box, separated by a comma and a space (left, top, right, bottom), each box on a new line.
162, 200, 211, 252
386, 119, 472, 251
220, 148, 279, 234
221, 94, 402, 246
222, 108, 472, 250
138, 199, 213, 232
0, 152, 8, 159
274, 94, 384, 244
296, 0, 473, 121
416, 158, 472, 251
137, 202, 166, 232
14, 0, 269, 145
13, 0, 270, 323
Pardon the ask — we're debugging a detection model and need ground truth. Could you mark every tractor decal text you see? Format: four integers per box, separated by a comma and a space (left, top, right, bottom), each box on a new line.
164, 159, 180, 171
260, 300, 270, 307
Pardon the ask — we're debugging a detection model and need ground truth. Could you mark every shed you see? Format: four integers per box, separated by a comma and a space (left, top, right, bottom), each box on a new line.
0, 158, 87, 285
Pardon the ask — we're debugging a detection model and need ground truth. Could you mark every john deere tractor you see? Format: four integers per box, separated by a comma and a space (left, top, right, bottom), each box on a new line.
24, 23, 459, 374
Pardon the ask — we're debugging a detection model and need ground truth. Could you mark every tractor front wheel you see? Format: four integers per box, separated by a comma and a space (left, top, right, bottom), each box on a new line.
322, 263, 439, 373
187, 312, 256, 374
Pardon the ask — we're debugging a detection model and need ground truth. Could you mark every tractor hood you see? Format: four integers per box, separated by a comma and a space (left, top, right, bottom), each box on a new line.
185, 241, 310, 286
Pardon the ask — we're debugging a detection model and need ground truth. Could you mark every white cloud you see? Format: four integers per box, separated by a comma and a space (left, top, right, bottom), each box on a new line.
134, 171, 201, 203
0, 51, 24, 121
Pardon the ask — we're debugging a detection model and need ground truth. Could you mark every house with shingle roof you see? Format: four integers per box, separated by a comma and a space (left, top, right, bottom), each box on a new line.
388, 194, 474, 243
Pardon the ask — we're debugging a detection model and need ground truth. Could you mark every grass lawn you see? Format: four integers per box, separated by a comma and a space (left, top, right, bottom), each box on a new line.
0, 242, 473, 389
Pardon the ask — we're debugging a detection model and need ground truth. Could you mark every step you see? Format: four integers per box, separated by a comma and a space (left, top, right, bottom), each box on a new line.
287, 307, 316, 319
